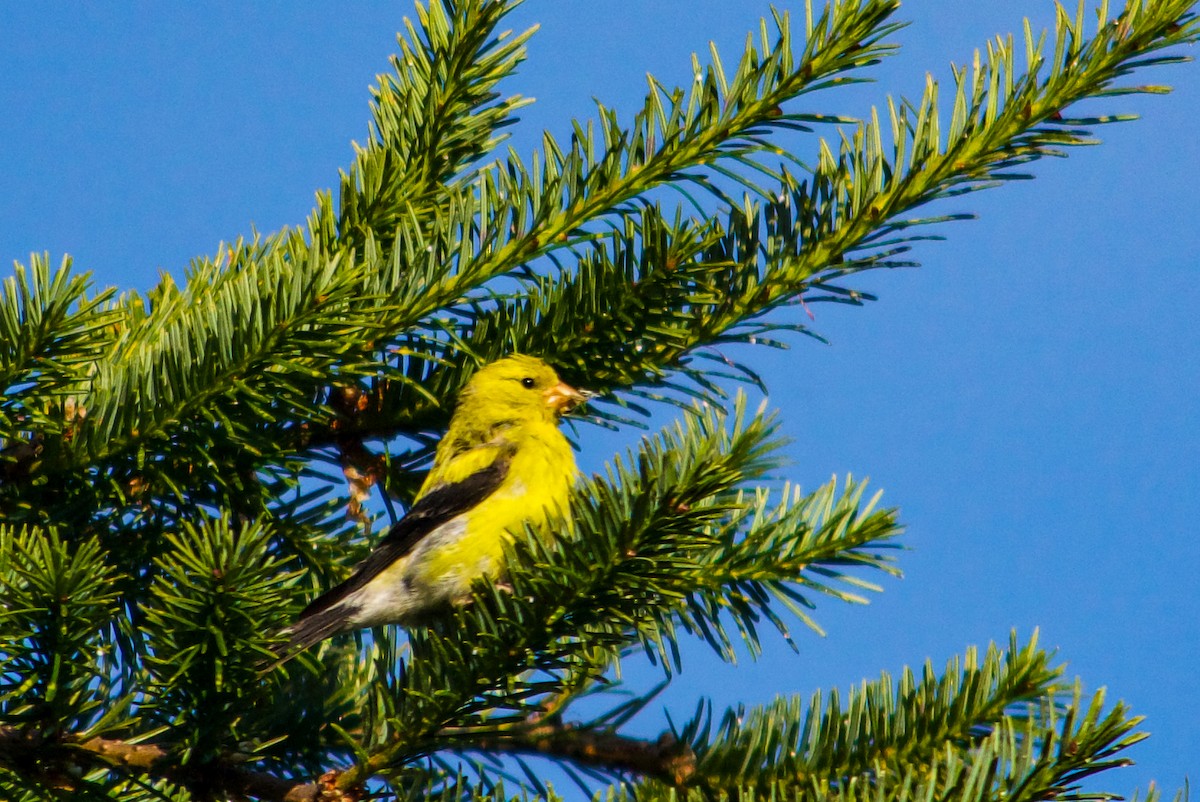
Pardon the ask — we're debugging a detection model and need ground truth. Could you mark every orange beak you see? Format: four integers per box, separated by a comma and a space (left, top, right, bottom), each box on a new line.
544, 380, 587, 414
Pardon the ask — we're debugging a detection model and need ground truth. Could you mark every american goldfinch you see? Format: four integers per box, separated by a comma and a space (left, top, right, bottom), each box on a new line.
280, 355, 584, 658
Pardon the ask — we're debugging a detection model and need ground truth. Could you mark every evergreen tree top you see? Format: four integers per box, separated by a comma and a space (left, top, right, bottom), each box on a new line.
0, 1, 1196, 800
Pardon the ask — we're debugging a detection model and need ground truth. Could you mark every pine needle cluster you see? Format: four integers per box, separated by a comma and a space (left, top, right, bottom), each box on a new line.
1, 1, 1195, 800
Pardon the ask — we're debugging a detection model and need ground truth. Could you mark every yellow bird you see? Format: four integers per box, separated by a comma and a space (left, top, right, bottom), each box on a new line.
281, 355, 584, 657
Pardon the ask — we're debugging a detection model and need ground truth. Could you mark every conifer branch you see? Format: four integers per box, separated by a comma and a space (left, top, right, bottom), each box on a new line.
426, 0, 1200, 422
0, 726, 311, 802
453, 720, 697, 787
2, 1, 1196, 799
7, 0, 904, 490
413, 0, 1199, 417
302, 403, 901, 794
332, 0, 537, 255
346, 0, 904, 332
688, 633, 1063, 786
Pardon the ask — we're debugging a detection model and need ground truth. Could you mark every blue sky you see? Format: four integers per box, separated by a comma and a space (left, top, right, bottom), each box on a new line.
2, 1, 1196, 794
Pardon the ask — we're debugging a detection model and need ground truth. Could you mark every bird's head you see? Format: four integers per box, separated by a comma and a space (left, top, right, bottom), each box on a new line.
456, 355, 586, 427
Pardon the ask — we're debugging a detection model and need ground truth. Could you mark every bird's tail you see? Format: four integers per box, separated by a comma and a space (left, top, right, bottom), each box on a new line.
261, 607, 348, 673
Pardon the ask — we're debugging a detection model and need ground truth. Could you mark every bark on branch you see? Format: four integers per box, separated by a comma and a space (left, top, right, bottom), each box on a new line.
443, 719, 698, 787
0, 718, 695, 800
0, 726, 335, 802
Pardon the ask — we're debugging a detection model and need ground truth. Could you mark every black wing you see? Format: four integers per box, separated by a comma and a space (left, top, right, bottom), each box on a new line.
295, 449, 513, 625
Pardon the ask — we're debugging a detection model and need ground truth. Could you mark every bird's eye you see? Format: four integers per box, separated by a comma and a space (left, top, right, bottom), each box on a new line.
520, 377, 536, 389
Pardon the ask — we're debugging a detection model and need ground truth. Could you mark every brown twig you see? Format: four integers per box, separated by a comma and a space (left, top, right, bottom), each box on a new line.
0, 726, 340, 802
2, 716, 696, 799
443, 720, 698, 787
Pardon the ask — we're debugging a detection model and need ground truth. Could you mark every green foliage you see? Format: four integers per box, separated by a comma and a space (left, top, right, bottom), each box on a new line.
0, 525, 119, 734
686, 634, 1068, 786
1, 0, 1196, 800
139, 517, 301, 758
336, 0, 536, 253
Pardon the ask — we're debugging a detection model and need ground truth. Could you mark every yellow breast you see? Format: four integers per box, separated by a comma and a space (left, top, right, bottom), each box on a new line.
415, 420, 577, 594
